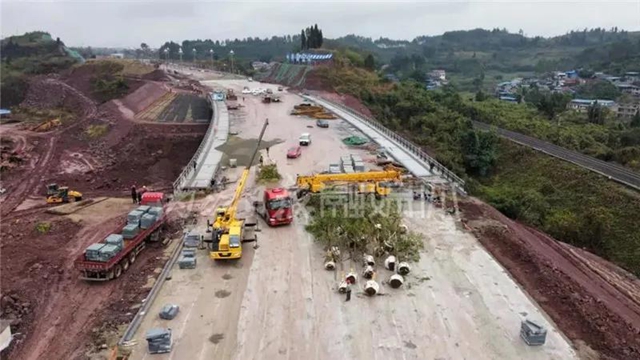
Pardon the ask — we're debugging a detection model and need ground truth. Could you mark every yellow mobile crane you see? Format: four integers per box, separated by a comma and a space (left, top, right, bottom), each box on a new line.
295, 170, 403, 198
208, 119, 269, 260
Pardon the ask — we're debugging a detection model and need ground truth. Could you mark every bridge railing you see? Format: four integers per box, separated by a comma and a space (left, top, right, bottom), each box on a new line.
172, 95, 218, 193
307, 95, 466, 192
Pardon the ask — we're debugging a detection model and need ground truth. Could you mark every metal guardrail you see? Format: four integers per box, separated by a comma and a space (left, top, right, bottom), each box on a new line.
118, 237, 184, 348
308, 96, 466, 192
172, 95, 218, 193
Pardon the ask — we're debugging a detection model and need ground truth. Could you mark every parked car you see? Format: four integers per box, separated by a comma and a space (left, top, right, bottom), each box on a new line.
266, 88, 273, 94
287, 146, 302, 158
241, 88, 251, 94
299, 133, 312, 146
278, 86, 284, 91
316, 119, 329, 128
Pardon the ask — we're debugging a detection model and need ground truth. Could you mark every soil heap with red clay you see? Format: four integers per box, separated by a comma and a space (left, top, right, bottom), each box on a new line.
0, 66, 207, 359
459, 197, 640, 360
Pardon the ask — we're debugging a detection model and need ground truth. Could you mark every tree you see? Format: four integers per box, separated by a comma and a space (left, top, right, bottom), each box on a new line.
301, 30, 306, 50
475, 90, 487, 102
587, 101, 605, 124
364, 54, 375, 70
536, 92, 571, 120
461, 129, 498, 176
630, 111, 640, 127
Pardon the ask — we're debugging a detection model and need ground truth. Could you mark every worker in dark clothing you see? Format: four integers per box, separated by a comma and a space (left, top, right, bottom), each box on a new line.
131, 186, 137, 204
259, 154, 264, 166
345, 281, 352, 302
137, 191, 142, 204
266, 147, 270, 156
193, 161, 197, 171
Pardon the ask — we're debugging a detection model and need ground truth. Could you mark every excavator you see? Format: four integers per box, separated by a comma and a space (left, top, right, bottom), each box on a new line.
295, 170, 404, 199
46, 183, 83, 204
207, 118, 268, 260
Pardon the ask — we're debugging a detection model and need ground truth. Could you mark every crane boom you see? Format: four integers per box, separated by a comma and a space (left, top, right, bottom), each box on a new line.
297, 170, 401, 188
218, 118, 269, 225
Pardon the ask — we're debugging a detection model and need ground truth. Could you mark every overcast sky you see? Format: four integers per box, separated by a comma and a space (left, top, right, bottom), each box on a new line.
2, 1, 639, 48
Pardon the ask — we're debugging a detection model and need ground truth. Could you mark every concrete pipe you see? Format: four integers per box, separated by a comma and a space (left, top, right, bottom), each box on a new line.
324, 260, 336, 270
384, 255, 397, 271
362, 265, 375, 279
364, 280, 380, 296
389, 274, 404, 288
338, 280, 348, 293
363, 254, 375, 267
397, 262, 411, 276
345, 272, 358, 284
399, 224, 408, 234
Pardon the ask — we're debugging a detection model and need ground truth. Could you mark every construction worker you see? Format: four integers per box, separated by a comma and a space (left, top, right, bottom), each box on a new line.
259, 154, 264, 166
345, 280, 352, 302
265, 147, 270, 157
193, 161, 197, 171
131, 185, 137, 204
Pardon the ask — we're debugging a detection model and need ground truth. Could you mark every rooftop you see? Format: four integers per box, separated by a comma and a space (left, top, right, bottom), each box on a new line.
571, 99, 616, 106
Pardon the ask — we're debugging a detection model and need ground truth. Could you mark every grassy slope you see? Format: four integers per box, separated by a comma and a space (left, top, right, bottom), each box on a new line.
478, 141, 640, 274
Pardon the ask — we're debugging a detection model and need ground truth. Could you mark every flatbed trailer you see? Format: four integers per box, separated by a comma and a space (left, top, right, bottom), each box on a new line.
74, 214, 167, 281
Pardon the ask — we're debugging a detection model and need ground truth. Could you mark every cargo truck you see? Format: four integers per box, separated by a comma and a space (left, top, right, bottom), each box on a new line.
74, 192, 167, 281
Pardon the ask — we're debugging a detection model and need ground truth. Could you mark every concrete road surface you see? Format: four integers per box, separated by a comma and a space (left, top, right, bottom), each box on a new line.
128, 79, 577, 360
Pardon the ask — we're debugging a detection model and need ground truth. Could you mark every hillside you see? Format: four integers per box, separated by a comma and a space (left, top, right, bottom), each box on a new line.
1, 31, 83, 107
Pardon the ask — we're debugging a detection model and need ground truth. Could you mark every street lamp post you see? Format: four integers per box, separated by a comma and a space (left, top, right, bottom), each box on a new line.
229, 50, 235, 74
209, 49, 214, 69
192, 48, 196, 64
163, 48, 169, 63
178, 47, 183, 62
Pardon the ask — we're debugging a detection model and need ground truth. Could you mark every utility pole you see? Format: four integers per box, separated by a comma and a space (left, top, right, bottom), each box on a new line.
229, 50, 234, 74
192, 48, 196, 63
178, 47, 183, 63
163, 48, 169, 63
209, 49, 214, 69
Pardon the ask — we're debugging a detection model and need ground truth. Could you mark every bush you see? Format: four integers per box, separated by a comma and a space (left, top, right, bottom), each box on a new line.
257, 164, 281, 182
85, 124, 109, 138
35, 222, 51, 234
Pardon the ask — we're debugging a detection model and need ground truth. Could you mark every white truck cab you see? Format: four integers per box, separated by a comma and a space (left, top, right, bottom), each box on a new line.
299, 133, 311, 146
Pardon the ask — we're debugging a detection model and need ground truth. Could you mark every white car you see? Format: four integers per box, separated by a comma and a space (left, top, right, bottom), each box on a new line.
241, 89, 251, 94
299, 133, 312, 146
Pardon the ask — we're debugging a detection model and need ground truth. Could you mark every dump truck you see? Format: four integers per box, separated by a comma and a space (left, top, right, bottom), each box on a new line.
254, 187, 294, 226
74, 192, 167, 281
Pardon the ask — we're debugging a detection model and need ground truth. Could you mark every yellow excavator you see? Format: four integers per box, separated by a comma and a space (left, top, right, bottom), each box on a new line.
295, 170, 403, 199
46, 183, 83, 204
207, 119, 268, 260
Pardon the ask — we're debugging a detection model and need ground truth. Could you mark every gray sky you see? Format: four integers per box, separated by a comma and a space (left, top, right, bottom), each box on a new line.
2, 0, 639, 48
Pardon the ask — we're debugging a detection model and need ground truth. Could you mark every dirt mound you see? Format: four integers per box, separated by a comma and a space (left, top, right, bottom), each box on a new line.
21, 76, 96, 118
120, 82, 167, 114
459, 198, 640, 360
62, 64, 145, 104
313, 91, 374, 118
142, 69, 170, 82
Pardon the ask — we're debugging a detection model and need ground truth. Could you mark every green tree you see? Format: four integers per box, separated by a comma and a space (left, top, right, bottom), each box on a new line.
461, 129, 498, 176
364, 54, 375, 70
475, 90, 487, 102
587, 101, 605, 124
631, 111, 640, 128
536, 92, 571, 120
301, 30, 306, 50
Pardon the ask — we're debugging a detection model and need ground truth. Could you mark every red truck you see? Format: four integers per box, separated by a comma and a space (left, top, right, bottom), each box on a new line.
74, 192, 167, 281
254, 188, 293, 226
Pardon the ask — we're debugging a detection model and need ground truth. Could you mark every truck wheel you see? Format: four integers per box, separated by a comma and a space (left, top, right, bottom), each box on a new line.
129, 253, 136, 265
114, 264, 123, 279
121, 258, 130, 272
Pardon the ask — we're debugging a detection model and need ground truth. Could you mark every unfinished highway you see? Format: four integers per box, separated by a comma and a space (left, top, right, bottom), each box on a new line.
126, 74, 577, 360
472, 120, 640, 190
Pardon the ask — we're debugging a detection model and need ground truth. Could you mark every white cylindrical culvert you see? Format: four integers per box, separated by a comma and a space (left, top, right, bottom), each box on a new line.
338, 280, 348, 293
345, 272, 358, 284
364, 280, 379, 296
389, 274, 404, 288
397, 262, 411, 275
324, 260, 336, 270
363, 254, 375, 267
384, 255, 397, 271
362, 265, 375, 279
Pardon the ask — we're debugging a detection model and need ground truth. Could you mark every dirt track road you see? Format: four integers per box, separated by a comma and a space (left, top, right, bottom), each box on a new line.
128, 78, 576, 360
